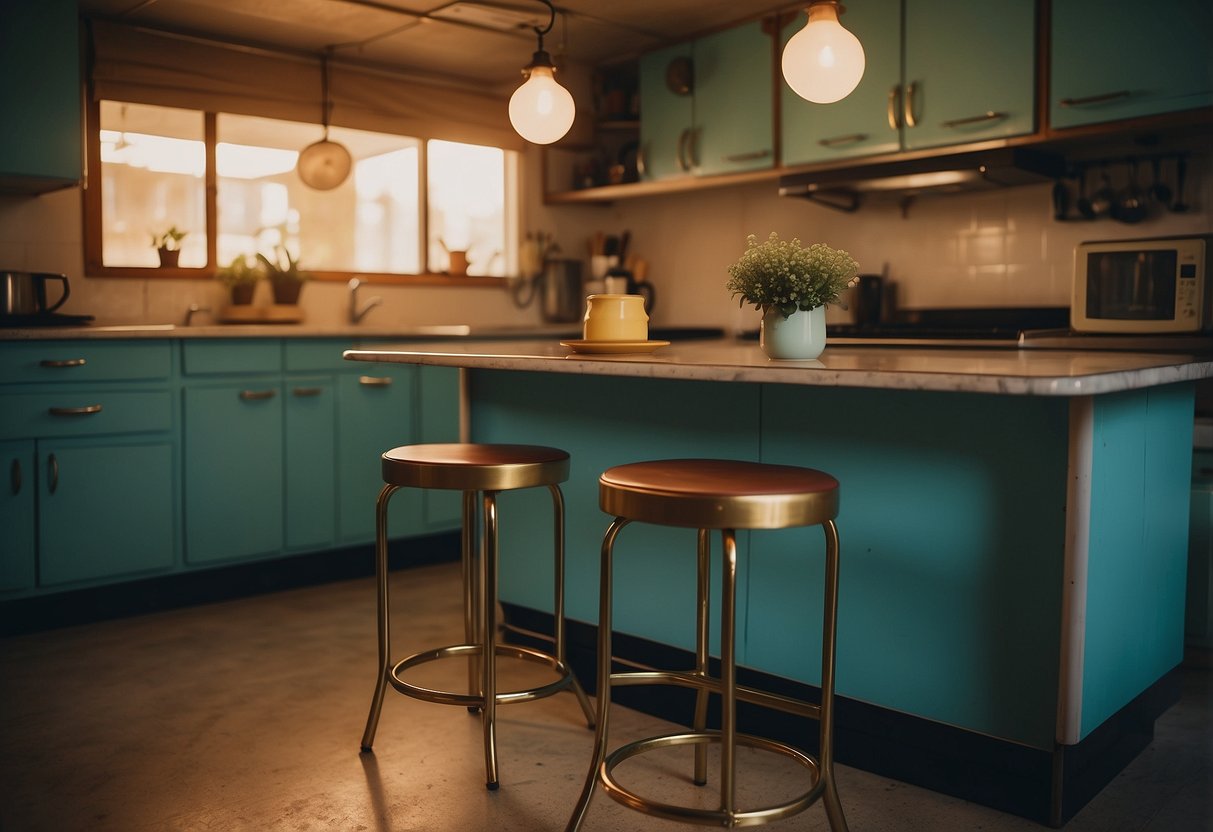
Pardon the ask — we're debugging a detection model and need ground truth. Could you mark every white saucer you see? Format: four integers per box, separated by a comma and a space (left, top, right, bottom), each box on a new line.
560, 339, 671, 355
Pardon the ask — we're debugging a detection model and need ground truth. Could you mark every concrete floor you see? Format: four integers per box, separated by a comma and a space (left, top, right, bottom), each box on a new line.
1, 561, 1209, 831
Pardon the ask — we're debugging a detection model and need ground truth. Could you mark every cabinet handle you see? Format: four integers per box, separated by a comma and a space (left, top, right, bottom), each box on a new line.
10, 458, 19, 495
904, 81, 918, 128
818, 133, 869, 147
292, 387, 324, 397
358, 375, 393, 387
1059, 90, 1130, 108
636, 143, 647, 179
688, 127, 701, 168
48, 404, 103, 416
40, 358, 87, 368
676, 128, 691, 172
941, 111, 1007, 129
48, 453, 58, 495
887, 86, 902, 130
239, 389, 277, 401
723, 149, 772, 163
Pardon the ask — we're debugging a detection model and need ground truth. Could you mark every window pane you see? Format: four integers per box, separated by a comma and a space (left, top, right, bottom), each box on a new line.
99, 102, 206, 267
427, 140, 512, 277
216, 114, 421, 273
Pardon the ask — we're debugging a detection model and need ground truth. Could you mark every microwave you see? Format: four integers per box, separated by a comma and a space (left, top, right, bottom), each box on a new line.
1072, 236, 1211, 334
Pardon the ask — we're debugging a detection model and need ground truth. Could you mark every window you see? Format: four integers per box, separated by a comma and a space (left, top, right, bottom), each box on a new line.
85, 100, 519, 283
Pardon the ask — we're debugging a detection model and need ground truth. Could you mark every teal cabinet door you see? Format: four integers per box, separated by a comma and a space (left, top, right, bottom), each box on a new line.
1051, 0, 1213, 129
184, 382, 284, 563
639, 43, 695, 181
38, 438, 176, 586
0, 440, 35, 591
336, 366, 419, 543
903, 0, 1036, 150
284, 376, 336, 550
781, 0, 902, 166
692, 21, 774, 176
418, 366, 461, 531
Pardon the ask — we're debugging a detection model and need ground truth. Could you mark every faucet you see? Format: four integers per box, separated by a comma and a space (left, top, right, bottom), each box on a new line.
184, 303, 212, 326
348, 277, 382, 324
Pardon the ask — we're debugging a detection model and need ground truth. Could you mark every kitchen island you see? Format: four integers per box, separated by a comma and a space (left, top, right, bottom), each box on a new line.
345, 338, 1213, 826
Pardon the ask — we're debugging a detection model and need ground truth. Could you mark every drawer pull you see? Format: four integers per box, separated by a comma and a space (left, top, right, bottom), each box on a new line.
239, 389, 277, 401
904, 81, 918, 128
1059, 90, 1130, 108
48, 453, 58, 495
887, 85, 902, 130
941, 111, 1007, 129
818, 133, 868, 147
359, 375, 393, 387
10, 459, 20, 495
723, 149, 771, 163
48, 404, 103, 416
292, 387, 324, 397
40, 358, 87, 368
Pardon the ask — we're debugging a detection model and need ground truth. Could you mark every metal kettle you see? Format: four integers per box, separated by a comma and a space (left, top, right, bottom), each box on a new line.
539, 259, 584, 323
1, 271, 71, 317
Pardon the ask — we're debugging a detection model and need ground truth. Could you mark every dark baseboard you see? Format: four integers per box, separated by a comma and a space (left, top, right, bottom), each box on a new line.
502, 602, 1181, 828
0, 531, 460, 638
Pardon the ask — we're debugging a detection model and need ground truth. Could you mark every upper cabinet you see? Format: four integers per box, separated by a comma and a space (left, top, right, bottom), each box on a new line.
1050, 0, 1213, 130
782, 0, 1036, 166
0, 0, 81, 194
639, 21, 774, 181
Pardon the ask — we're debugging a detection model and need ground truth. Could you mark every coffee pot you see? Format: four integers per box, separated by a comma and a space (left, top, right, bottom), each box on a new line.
602, 266, 656, 314
2, 271, 71, 317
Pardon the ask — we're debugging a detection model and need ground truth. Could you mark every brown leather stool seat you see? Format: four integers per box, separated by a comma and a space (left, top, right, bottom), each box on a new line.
359, 443, 594, 790
567, 458, 849, 831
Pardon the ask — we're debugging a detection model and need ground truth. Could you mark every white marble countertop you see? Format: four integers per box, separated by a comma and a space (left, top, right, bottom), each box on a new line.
344, 337, 1213, 396
0, 322, 574, 341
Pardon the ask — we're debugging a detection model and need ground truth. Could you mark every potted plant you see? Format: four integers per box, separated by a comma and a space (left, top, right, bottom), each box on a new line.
256, 245, 309, 305
726, 232, 858, 360
216, 254, 261, 305
151, 226, 188, 268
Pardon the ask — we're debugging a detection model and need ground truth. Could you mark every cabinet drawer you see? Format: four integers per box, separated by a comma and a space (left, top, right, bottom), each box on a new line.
0, 390, 173, 439
285, 339, 351, 372
183, 340, 282, 375
0, 341, 172, 384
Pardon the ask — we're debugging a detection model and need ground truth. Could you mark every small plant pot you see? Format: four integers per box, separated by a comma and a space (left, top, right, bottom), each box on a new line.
230, 283, 256, 305
157, 248, 180, 268
271, 279, 303, 305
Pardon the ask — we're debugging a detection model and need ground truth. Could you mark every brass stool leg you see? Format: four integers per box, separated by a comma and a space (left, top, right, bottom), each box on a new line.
462, 490, 480, 712
481, 490, 500, 790
719, 528, 739, 817
819, 519, 849, 831
549, 484, 595, 727
360, 483, 400, 752
565, 516, 630, 832
692, 528, 710, 786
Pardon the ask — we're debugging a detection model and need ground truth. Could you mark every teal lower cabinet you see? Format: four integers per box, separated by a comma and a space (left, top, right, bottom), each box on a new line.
284, 376, 336, 551
0, 439, 36, 591
471, 369, 1195, 826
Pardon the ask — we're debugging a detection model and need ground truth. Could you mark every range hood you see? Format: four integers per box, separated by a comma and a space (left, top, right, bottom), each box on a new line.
777, 147, 1066, 210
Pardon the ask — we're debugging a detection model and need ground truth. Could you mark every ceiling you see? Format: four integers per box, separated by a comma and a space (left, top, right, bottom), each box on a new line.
78, 0, 792, 95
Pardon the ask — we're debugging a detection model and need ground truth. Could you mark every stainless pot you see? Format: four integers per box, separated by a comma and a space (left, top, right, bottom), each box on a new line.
540, 259, 584, 323
2, 271, 70, 316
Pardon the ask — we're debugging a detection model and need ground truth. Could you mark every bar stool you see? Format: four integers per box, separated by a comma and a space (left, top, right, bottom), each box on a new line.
359, 443, 595, 789
566, 458, 848, 831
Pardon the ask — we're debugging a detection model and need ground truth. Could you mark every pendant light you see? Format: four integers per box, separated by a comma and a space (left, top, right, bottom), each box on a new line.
782, 1, 866, 104
297, 50, 352, 190
508, 0, 575, 145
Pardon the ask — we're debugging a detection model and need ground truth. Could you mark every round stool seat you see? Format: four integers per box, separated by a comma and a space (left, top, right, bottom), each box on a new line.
382, 443, 569, 491
599, 458, 839, 529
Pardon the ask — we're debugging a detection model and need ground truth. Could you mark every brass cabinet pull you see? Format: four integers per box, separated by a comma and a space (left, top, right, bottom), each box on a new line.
887, 86, 902, 130
48, 404, 103, 416
723, 149, 772, 162
818, 133, 868, 147
239, 389, 277, 401
636, 143, 647, 178
292, 387, 324, 397
48, 453, 58, 495
40, 358, 86, 368
358, 375, 393, 387
1059, 90, 1130, 107
904, 81, 918, 128
10, 458, 20, 495
676, 128, 691, 172
941, 111, 1007, 128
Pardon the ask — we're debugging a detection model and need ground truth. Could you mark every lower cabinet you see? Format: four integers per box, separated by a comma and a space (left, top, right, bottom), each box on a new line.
0, 440, 35, 591
284, 376, 337, 551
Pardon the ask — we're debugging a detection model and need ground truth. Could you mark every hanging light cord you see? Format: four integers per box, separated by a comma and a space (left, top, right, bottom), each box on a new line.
320, 47, 334, 136
530, 0, 556, 53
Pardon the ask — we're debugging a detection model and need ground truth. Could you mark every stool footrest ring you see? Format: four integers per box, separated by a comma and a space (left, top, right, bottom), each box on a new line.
600, 730, 825, 828
389, 643, 578, 707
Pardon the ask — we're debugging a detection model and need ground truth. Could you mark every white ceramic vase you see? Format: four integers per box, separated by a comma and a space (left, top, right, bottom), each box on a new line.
760, 305, 827, 360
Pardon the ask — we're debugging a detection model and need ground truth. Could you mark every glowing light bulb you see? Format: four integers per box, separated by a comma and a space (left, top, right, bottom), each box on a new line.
782, 2, 866, 104
509, 62, 575, 145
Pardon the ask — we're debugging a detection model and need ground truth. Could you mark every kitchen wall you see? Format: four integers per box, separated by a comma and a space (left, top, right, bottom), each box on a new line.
2, 148, 1209, 330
